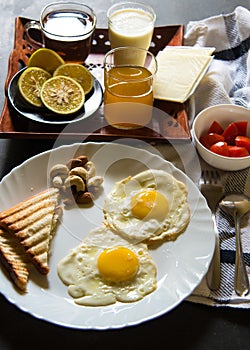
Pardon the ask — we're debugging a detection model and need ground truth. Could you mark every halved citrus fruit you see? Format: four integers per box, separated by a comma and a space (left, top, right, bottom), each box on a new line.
40, 76, 85, 114
18, 67, 51, 107
28, 48, 65, 74
53, 63, 94, 94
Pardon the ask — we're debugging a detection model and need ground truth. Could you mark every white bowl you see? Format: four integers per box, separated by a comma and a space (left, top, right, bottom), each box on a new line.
192, 104, 250, 171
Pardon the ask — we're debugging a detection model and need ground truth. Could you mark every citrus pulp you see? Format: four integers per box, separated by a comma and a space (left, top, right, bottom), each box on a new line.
18, 67, 51, 107
53, 63, 94, 94
40, 76, 85, 114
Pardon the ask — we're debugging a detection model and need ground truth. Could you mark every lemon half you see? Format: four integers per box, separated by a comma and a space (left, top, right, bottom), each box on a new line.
28, 48, 65, 75
53, 63, 94, 95
40, 76, 85, 115
18, 67, 51, 107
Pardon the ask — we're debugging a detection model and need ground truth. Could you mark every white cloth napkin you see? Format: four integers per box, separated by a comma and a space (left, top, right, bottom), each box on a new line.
184, 6, 250, 308
188, 168, 250, 308
184, 6, 250, 123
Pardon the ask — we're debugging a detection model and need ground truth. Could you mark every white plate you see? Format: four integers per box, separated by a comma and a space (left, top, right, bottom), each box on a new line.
0, 142, 215, 330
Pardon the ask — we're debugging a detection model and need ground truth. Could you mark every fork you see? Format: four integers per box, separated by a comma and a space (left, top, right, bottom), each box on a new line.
199, 170, 224, 290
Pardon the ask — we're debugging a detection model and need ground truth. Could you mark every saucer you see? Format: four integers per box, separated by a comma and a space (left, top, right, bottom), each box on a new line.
8, 67, 103, 125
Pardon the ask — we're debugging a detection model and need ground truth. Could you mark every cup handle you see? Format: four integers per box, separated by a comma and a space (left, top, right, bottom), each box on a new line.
24, 20, 44, 49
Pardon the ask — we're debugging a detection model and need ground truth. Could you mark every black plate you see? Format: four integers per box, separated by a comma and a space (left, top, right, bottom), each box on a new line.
7, 68, 103, 125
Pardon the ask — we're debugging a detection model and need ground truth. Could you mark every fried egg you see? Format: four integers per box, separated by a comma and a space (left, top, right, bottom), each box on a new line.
103, 169, 190, 244
57, 225, 157, 306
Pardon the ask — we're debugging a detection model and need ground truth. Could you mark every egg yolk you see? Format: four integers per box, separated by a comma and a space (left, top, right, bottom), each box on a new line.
97, 246, 139, 283
131, 189, 169, 221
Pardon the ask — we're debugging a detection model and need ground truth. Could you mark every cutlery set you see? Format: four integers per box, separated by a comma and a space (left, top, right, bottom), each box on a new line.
199, 170, 250, 296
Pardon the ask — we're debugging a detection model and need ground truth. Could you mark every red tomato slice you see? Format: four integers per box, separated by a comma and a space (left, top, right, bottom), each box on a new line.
199, 133, 225, 148
228, 145, 249, 157
199, 135, 210, 148
222, 122, 239, 145
207, 121, 224, 135
207, 133, 225, 146
235, 121, 248, 136
210, 141, 229, 156
235, 136, 250, 152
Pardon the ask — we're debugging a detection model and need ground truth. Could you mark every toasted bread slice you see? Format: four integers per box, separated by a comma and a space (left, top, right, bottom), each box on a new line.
0, 188, 62, 275
0, 228, 29, 291
0, 188, 59, 223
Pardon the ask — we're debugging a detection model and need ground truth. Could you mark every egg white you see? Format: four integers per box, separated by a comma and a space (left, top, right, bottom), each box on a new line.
103, 169, 190, 244
57, 225, 157, 306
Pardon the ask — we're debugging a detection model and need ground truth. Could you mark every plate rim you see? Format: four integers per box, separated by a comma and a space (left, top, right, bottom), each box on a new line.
0, 142, 215, 330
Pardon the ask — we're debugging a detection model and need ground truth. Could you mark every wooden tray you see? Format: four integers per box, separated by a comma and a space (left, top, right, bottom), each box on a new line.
0, 17, 191, 142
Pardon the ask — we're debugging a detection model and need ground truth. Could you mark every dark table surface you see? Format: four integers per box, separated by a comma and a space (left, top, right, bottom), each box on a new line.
1, 1, 250, 349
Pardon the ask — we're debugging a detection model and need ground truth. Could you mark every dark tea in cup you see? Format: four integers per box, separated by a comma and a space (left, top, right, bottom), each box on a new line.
24, 2, 96, 63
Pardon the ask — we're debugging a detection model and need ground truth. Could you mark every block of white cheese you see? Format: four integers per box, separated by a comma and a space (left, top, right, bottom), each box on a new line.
153, 46, 215, 103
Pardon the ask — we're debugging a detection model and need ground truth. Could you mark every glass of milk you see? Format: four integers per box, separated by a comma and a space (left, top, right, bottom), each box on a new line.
107, 2, 156, 56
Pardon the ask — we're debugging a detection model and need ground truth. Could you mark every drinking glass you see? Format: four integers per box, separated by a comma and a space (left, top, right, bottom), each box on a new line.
107, 2, 156, 51
103, 46, 157, 130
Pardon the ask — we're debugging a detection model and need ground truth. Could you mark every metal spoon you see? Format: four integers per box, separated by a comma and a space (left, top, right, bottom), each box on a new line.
219, 194, 250, 296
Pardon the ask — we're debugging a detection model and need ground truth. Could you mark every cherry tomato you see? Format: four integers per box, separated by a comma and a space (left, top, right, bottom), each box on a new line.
200, 120, 249, 157
228, 145, 249, 157
222, 122, 239, 145
207, 120, 224, 135
210, 141, 229, 156
235, 136, 250, 152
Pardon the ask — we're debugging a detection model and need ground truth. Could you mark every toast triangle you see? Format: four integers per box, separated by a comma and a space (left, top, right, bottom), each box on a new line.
0, 188, 62, 275
0, 228, 29, 291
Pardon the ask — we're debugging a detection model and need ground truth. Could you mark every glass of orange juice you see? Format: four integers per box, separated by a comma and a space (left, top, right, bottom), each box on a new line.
103, 46, 157, 130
